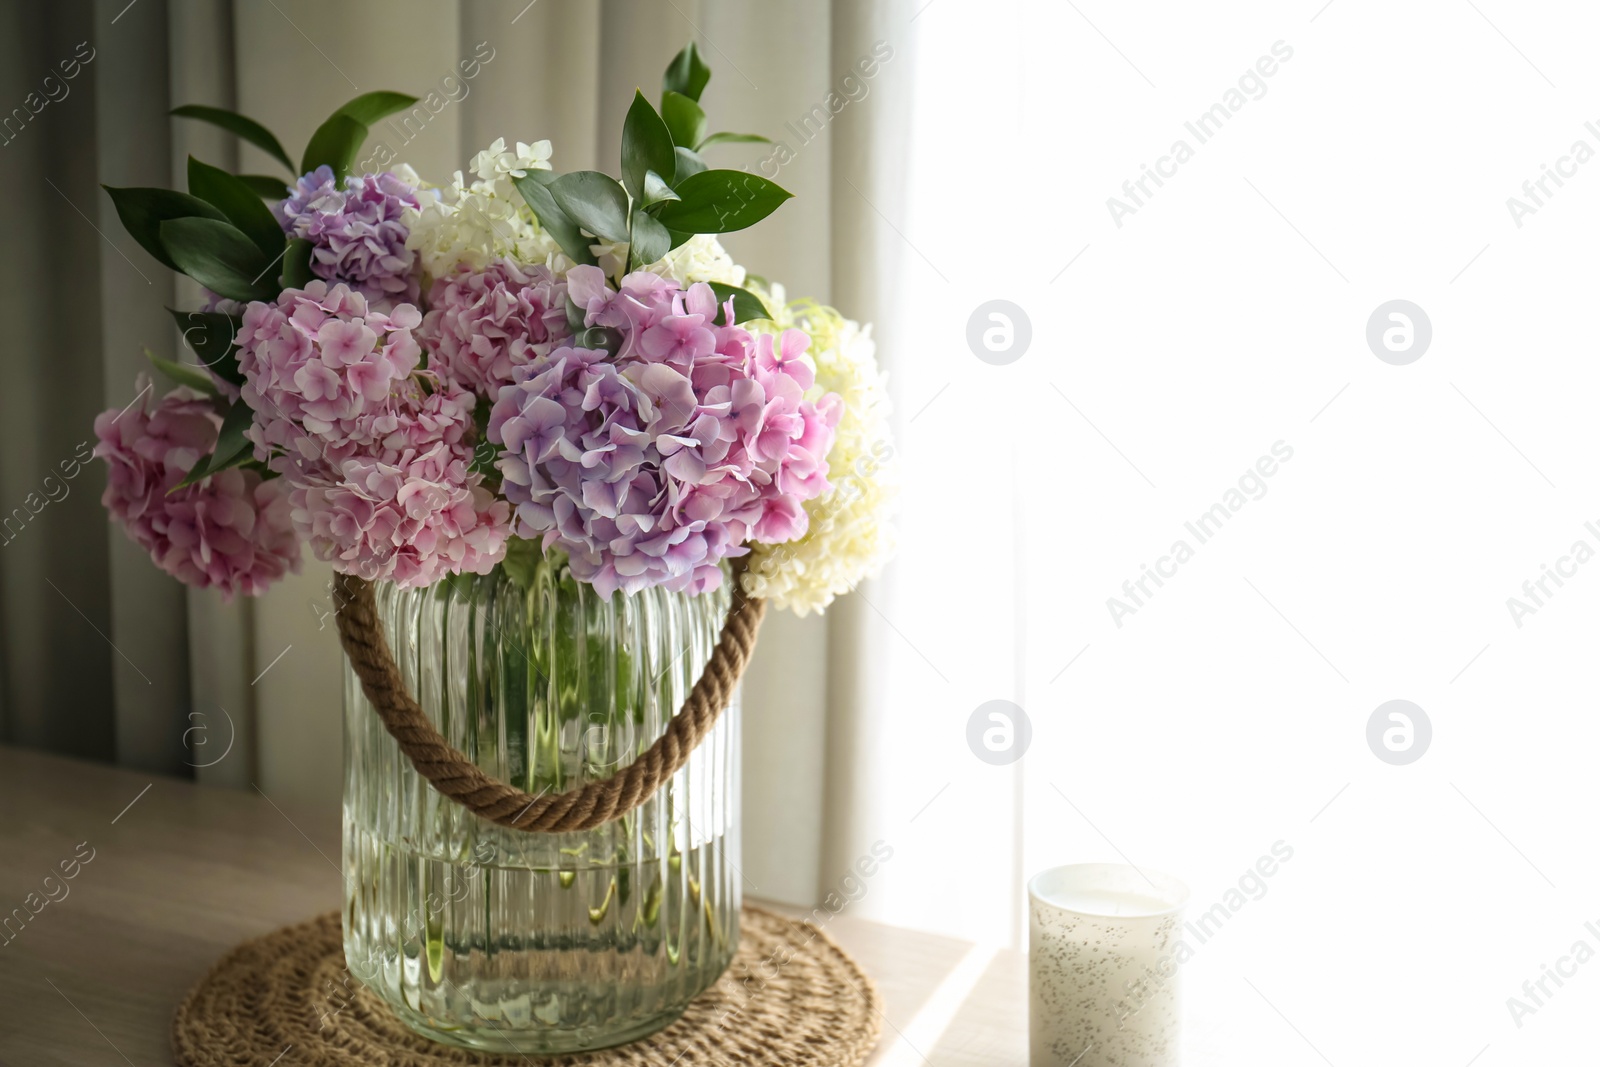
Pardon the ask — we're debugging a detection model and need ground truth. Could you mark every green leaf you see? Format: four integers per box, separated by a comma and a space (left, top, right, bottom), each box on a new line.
171, 441, 254, 491
300, 112, 368, 181
159, 217, 276, 302
211, 447, 257, 476
500, 536, 542, 590
187, 156, 285, 259
103, 187, 227, 271
673, 146, 706, 182
209, 399, 255, 470
661, 90, 707, 150
667, 227, 694, 252
172, 453, 212, 492
145, 347, 219, 395
238, 174, 292, 199
468, 438, 499, 481
697, 131, 772, 149
663, 42, 711, 103
168, 308, 244, 386
577, 325, 623, 355
170, 400, 256, 491
565, 296, 587, 333
170, 105, 294, 173
282, 237, 315, 290
335, 91, 419, 126
641, 170, 679, 207
547, 171, 631, 244
467, 397, 499, 482
652, 169, 792, 234
621, 90, 675, 203
628, 209, 670, 271
513, 172, 598, 266
707, 282, 769, 325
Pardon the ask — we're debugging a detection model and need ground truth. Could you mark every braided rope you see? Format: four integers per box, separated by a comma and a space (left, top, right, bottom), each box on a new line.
333, 564, 765, 833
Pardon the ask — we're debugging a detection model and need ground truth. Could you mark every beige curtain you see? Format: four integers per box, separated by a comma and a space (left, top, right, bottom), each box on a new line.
1, 0, 915, 909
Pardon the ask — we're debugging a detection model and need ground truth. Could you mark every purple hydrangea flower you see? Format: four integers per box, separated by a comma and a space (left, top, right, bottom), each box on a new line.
488, 266, 840, 598
275, 166, 422, 309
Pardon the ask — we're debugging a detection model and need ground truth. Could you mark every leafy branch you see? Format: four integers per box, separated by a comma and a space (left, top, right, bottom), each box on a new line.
514, 43, 787, 324
108, 91, 420, 490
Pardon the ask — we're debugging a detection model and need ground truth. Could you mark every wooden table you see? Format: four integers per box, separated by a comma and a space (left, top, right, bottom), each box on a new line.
0, 747, 1027, 1066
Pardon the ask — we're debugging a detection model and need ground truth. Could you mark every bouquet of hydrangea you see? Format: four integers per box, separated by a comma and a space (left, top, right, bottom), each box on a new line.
96, 44, 894, 616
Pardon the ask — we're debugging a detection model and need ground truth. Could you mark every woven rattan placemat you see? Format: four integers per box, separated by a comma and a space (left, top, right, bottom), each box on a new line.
172, 905, 882, 1066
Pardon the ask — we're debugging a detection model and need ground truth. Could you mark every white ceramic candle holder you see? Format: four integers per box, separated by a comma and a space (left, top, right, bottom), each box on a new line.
1029, 863, 1190, 1067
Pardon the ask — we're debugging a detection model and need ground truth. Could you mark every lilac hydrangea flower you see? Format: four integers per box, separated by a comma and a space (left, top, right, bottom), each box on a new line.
275, 166, 422, 309
488, 267, 841, 598
93, 378, 301, 600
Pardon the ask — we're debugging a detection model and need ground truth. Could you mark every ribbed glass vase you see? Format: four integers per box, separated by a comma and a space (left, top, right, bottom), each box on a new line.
341, 544, 741, 1054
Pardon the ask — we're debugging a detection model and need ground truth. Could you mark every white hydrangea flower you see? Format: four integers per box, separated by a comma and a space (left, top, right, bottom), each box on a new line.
404, 138, 565, 279
652, 234, 747, 287
742, 286, 897, 616
470, 139, 552, 183
389, 162, 424, 189
591, 233, 747, 288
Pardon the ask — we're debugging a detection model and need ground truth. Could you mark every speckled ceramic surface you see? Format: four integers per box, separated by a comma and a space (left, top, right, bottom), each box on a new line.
1029, 864, 1188, 1067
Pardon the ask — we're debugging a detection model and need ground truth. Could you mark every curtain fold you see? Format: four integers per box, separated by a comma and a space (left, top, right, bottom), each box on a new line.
0, 2, 167, 767
700, 0, 837, 907
171, 0, 258, 788
96, 0, 196, 776
819, 0, 919, 905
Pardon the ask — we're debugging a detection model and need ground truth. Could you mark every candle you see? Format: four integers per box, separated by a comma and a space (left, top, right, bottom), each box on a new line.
1029, 863, 1189, 1067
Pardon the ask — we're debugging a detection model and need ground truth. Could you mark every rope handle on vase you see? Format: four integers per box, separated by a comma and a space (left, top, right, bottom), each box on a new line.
332, 560, 766, 834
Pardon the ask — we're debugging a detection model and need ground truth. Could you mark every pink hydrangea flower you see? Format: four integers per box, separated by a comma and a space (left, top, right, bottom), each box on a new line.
420, 259, 571, 397
275, 167, 422, 309
234, 281, 511, 589
290, 443, 511, 588
235, 281, 424, 478
93, 378, 301, 600
488, 269, 840, 597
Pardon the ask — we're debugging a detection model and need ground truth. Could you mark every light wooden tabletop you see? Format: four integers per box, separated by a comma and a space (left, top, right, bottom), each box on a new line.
0, 747, 1026, 1066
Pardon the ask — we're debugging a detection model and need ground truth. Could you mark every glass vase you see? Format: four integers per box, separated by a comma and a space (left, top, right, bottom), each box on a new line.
341, 544, 741, 1053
